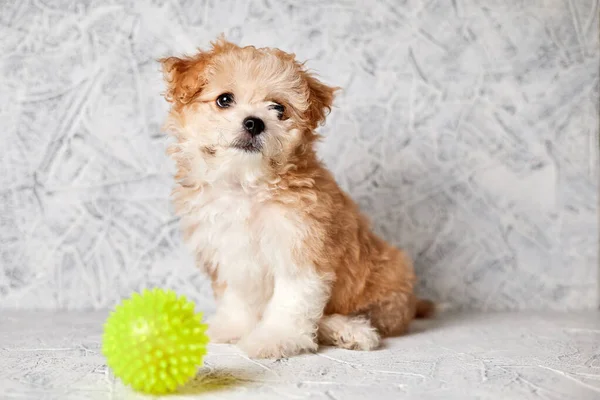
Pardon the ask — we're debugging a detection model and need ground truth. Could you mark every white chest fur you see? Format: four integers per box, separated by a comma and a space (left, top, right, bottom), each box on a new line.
182, 189, 265, 282
180, 186, 308, 305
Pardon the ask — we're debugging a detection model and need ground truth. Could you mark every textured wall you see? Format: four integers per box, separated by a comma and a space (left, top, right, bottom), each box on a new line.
1, 0, 598, 310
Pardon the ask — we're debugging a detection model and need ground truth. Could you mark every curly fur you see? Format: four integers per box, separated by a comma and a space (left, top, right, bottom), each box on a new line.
160, 37, 433, 359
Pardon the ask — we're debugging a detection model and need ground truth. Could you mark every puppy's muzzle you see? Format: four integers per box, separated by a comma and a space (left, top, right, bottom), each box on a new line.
243, 117, 265, 137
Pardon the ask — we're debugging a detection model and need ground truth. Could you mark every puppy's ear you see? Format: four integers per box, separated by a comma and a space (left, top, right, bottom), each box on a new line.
160, 53, 209, 104
210, 35, 238, 53
304, 73, 340, 129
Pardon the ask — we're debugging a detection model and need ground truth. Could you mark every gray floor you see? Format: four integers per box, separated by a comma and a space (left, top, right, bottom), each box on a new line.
1, 311, 599, 399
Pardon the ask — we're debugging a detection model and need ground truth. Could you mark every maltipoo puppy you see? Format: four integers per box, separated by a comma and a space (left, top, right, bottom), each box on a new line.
160, 38, 433, 359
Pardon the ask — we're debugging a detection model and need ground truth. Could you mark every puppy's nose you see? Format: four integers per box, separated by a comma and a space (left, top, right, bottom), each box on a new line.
243, 117, 265, 137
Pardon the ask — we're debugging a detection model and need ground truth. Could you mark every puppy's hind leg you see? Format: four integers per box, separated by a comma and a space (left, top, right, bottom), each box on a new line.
317, 314, 381, 351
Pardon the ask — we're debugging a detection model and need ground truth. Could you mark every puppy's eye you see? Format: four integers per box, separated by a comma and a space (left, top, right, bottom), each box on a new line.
216, 93, 234, 108
269, 103, 285, 120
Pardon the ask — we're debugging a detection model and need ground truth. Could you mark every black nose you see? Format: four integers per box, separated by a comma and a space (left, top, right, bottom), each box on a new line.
243, 117, 265, 137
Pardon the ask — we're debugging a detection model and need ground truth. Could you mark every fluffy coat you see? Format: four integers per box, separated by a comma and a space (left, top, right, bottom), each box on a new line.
160, 38, 432, 358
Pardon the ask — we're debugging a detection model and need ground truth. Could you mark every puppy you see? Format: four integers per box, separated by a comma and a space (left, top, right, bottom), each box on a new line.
160, 38, 433, 359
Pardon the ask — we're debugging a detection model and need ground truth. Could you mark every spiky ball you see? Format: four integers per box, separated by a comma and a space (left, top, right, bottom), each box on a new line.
102, 289, 209, 394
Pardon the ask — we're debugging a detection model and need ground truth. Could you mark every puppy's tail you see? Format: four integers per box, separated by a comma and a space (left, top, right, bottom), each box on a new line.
414, 298, 436, 319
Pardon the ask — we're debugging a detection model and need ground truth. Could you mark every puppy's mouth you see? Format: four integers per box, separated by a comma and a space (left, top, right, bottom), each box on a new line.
231, 135, 263, 153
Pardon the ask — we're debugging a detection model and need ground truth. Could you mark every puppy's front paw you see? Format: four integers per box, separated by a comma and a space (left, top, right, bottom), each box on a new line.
206, 314, 255, 344
206, 324, 239, 344
238, 328, 318, 359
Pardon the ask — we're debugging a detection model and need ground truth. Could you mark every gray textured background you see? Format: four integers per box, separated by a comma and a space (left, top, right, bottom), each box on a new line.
1, 0, 598, 311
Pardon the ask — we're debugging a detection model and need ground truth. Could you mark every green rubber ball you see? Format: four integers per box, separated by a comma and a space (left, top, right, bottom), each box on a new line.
102, 288, 209, 394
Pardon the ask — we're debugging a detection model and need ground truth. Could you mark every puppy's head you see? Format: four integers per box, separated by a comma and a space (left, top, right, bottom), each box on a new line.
160, 38, 338, 184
